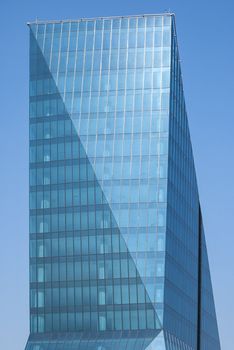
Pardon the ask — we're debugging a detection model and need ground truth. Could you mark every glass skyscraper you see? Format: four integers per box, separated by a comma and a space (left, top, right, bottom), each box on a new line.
26, 14, 220, 350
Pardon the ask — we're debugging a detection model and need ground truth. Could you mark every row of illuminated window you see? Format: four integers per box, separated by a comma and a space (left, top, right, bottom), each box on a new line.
30, 257, 165, 283
29, 157, 168, 185
29, 106, 168, 123
29, 138, 168, 163
30, 234, 126, 257
30, 207, 166, 233
36, 46, 170, 71
68, 71, 170, 94
29, 92, 170, 118
30, 162, 96, 184
30, 222, 165, 237
29, 117, 169, 140
30, 307, 159, 333
30, 68, 171, 97
37, 26, 171, 57
30, 161, 167, 187
29, 232, 165, 258
29, 183, 167, 209
29, 122, 169, 144
34, 16, 170, 35
30, 66, 169, 96
30, 185, 102, 208
30, 119, 72, 140
30, 283, 164, 309
31, 50, 171, 81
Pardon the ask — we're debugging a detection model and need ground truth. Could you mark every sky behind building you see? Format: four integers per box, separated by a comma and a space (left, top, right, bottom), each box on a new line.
0, 1, 233, 350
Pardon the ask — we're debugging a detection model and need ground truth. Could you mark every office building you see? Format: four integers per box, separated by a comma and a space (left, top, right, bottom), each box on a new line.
25, 14, 220, 350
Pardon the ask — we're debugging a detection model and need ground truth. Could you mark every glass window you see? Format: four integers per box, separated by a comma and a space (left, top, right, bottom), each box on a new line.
99, 315, 106, 331
98, 288, 106, 305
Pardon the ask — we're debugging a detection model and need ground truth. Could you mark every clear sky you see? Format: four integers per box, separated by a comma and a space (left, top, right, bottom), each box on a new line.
0, 1, 233, 349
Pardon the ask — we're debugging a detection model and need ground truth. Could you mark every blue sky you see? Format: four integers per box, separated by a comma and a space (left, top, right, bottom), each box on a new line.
0, 1, 233, 349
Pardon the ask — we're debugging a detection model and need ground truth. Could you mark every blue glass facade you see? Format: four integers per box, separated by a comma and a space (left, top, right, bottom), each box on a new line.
25, 14, 220, 350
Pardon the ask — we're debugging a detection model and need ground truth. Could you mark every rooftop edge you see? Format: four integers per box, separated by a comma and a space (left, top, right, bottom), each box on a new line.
27, 13, 175, 26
